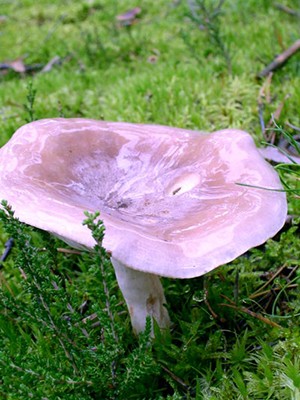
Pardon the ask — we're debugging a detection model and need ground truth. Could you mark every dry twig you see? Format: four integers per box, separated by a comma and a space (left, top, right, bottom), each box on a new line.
219, 302, 281, 328
161, 365, 190, 389
249, 284, 298, 300
250, 264, 288, 299
264, 94, 291, 142
203, 278, 218, 319
257, 39, 300, 78
274, 3, 300, 17
57, 247, 83, 255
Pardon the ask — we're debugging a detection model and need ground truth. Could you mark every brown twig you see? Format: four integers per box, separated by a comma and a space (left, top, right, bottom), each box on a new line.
274, 3, 300, 17
264, 94, 291, 142
250, 264, 287, 299
219, 293, 235, 305
219, 303, 281, 328
249, 284, 298, 300
257, 39, 300, 78
203, 278, 218, 320
286, 265, 299, 281
161, 365, 190, 389
57, 247, 83, 255
82, 312, 98, 324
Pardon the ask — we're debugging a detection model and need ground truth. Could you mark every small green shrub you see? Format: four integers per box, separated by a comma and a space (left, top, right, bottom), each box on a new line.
0, 202, 159, 399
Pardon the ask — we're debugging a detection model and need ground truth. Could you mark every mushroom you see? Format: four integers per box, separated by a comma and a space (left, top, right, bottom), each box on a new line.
259, 145, 300, 165
0, 119, 287, 334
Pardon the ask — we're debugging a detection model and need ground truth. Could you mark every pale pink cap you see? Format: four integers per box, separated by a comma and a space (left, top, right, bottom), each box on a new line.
0, 119, 287, 278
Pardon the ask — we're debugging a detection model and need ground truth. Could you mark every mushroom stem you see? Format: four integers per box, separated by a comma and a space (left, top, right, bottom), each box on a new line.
111, 257, 171, 335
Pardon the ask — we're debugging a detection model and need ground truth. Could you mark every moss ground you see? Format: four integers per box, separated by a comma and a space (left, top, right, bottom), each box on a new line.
0, 0, 300, 399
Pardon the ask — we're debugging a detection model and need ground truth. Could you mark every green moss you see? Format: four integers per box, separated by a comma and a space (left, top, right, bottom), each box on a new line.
0, 0, 300, 398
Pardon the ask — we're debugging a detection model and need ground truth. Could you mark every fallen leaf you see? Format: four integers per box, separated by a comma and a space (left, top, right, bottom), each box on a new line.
10, 58, 26, 73
116, 7, 141, 26
147, 55, 158, 64
0, 58, 26, 73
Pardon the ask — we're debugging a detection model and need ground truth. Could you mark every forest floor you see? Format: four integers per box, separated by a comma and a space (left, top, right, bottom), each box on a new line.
0, 1, 300, 399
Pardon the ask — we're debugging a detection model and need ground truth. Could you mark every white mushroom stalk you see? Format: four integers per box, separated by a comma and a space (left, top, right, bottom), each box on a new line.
111, 258, 170, 334
0, 119, 287, 334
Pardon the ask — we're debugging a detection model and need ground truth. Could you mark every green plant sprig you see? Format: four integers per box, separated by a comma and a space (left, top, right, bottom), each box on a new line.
0, 201, 159, 399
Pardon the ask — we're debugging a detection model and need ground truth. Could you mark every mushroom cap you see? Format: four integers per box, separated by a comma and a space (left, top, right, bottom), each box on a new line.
259, 146, 300, 165
0, 119, 287, 278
